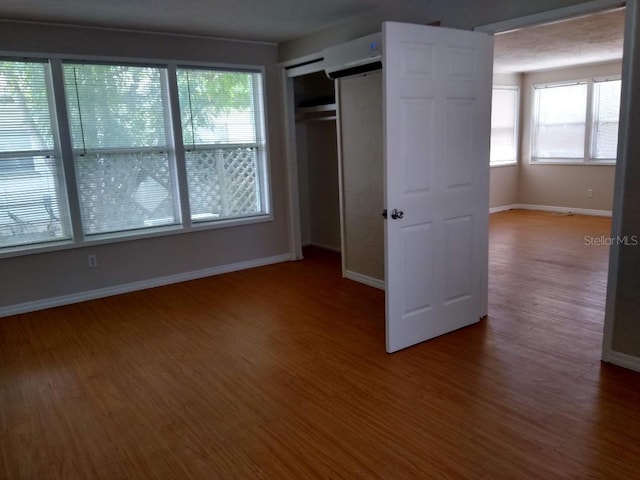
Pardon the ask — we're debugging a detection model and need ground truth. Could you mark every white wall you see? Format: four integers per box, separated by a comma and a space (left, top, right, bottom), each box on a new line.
489, 62, 620, 213
519, 61, 620, 212
305, 120, 341, 251
295, 122, 312, 245
0, 21, 289, 311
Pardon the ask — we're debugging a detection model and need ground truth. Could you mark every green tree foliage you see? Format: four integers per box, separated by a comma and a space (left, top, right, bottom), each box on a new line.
64, 64, 167, 149
177, 69, 254, 146
61, 64, 255, 150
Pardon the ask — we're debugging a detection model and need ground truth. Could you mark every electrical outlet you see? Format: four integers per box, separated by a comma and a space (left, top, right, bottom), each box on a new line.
587, 188, 593, 198
88, 254, 98, 268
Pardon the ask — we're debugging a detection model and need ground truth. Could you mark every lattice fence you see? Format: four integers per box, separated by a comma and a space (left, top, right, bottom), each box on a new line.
186, 147, 260, 220
76, 151, 175, 234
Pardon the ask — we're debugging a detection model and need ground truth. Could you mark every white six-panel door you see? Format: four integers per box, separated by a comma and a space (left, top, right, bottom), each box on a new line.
383, 22, 493, 353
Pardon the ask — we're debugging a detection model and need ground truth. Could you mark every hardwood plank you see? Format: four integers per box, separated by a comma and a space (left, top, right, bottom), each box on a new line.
2, 210, 640, 479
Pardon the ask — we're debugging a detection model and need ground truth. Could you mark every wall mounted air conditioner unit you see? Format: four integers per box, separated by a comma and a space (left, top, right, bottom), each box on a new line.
323, 32, 382, 79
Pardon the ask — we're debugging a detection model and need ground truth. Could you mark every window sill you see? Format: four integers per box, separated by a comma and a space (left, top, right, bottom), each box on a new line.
490, 161, 517, 168
530, 159, 617, 166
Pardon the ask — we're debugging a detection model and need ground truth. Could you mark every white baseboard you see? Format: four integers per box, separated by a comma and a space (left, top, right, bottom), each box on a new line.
309, 242, 341, 253
489, 204, 519, 214
606, 351, 640, 373
344, 270, 385, 290
0, 253, 291, 318
490, 203, 612, 217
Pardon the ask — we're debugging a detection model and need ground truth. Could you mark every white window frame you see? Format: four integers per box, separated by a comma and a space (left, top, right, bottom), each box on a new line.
63, 61, 180, 237
530, 76, 620, 165
490, 85, 520, 167
176, 66, 269, 225
0, 54, 272, 259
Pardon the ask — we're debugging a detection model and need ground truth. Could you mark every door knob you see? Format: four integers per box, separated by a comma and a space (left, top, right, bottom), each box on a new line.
381, 209, 388, 219
390, 209, 404, 220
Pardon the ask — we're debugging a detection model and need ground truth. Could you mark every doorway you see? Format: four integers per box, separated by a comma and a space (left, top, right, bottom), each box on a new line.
477, 0, 630, 363
287, 66, 385, 290
292, 71, 341, 255
282, 2, 632, 356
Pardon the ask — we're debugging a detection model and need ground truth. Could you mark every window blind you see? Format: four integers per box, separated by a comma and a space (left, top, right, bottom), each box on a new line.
0, 60, 70, 248
63, 63, 178, 236
177, 69, 260, 147
490, 87, 518, 164
533, 82, 587, 159
64, 64, 168, 150
593, 79, 621, 160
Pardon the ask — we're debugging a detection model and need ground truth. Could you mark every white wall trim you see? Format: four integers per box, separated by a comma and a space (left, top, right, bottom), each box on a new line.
474, 0, 626, 34
344, 270, 385, 290
0, 253, 291, 319
489, 204, 520, 214
607, 350, 640, 373
518, 204, 613, 217
309, 242, 341, 253
489, 204, 612, 217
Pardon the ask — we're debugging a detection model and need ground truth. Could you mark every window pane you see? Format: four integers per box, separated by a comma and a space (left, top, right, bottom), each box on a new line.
63, 63, 178, 236
0, 61, 70, 249
593, 79, 621, 160
1, 156, 70, 248
64, 64, 167, 150
177, 69, 258, 145
0, 61, 55, 152
186, 147, 261, 221
490, 87, 518, 164
177, 68, 267, 223
76, 152, 176, 235
533, 83, 587, 159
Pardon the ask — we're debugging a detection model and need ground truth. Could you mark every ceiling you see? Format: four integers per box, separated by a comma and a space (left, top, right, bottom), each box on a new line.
494, 8, 625, 73
0, 1, 625, 70
0, 0, 399, 43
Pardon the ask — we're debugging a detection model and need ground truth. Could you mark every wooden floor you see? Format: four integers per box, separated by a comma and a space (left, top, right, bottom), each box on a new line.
3, 210, 640, 479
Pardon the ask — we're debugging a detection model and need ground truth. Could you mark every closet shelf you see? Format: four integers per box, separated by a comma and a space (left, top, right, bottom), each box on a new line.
296, 103, 336, 114
295, 103, 337, 122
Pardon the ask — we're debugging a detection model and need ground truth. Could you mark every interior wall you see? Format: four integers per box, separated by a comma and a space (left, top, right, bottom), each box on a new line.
295, 123, 311, 245
519, 61, 621, 212
306, 120, 341, 251
0, 21, 289, 309
490, 166, 519, 208
339, 72, 384, 282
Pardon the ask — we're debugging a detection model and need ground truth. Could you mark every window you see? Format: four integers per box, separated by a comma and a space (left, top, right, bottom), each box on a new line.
532, 78, 621, 163
177, 68, 267, 222
592, 79, 622, 160
64, 63, 178, 235
490, 86, 519, 165
0, 56, 270, 256
0, 60, 71, 248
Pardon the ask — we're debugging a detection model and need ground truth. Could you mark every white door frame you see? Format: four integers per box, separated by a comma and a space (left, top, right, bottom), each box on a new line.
474, 0, 633, 364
